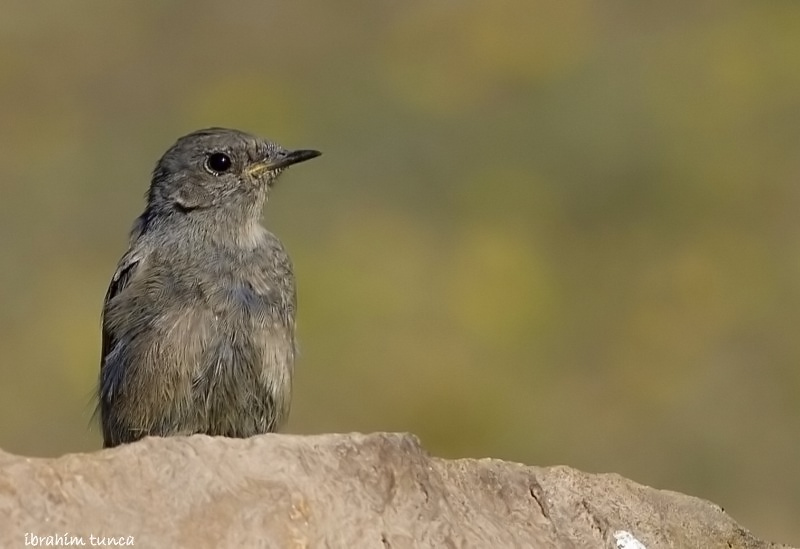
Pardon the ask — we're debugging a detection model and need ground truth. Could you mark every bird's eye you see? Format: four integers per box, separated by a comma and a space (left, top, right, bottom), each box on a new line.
205, 152, 232, 174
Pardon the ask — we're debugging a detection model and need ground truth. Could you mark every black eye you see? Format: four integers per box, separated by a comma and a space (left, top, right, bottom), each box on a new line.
205, 152, 232, 174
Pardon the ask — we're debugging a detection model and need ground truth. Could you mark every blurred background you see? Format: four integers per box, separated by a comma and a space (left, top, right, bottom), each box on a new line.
1, 0, 799, 544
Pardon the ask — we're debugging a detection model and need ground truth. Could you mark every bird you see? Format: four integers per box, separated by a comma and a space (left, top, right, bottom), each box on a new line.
98, 127, 320, 448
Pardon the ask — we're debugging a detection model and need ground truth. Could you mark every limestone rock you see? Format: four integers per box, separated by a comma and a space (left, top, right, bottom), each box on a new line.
0, 433, 789, 548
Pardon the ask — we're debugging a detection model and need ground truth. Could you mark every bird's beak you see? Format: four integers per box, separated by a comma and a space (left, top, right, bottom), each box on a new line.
248, 149, 322, 177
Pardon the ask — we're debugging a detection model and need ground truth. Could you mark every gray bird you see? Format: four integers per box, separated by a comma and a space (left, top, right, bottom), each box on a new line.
98, 128, 320, 448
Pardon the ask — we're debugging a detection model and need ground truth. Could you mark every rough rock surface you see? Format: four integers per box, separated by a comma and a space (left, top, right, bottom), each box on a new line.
0, 433, 790, 548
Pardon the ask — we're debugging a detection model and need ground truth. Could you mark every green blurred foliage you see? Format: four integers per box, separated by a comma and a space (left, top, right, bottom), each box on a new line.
1, 0, 799, 543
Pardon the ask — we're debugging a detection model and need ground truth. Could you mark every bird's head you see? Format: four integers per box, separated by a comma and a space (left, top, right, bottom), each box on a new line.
147, 128, 320, 219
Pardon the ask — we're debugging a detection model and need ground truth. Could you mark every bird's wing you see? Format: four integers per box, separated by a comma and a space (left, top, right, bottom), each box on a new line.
100, 215, 148, 370
100, 250, 142, 366
95, 244, 147, 446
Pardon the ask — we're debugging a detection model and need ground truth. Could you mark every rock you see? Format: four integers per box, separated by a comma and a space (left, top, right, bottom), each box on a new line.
0, 433, 789, 548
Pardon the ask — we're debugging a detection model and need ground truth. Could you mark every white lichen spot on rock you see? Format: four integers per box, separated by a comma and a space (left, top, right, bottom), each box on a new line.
614, 530, 647, 549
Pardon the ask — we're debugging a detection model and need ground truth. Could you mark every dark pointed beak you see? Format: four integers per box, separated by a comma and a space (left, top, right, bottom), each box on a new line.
247, 149, 321, 177
270, 149, 322, 170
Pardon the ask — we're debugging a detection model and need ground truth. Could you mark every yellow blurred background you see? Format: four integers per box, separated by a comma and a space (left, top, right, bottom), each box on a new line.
2, 1, 799, 544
